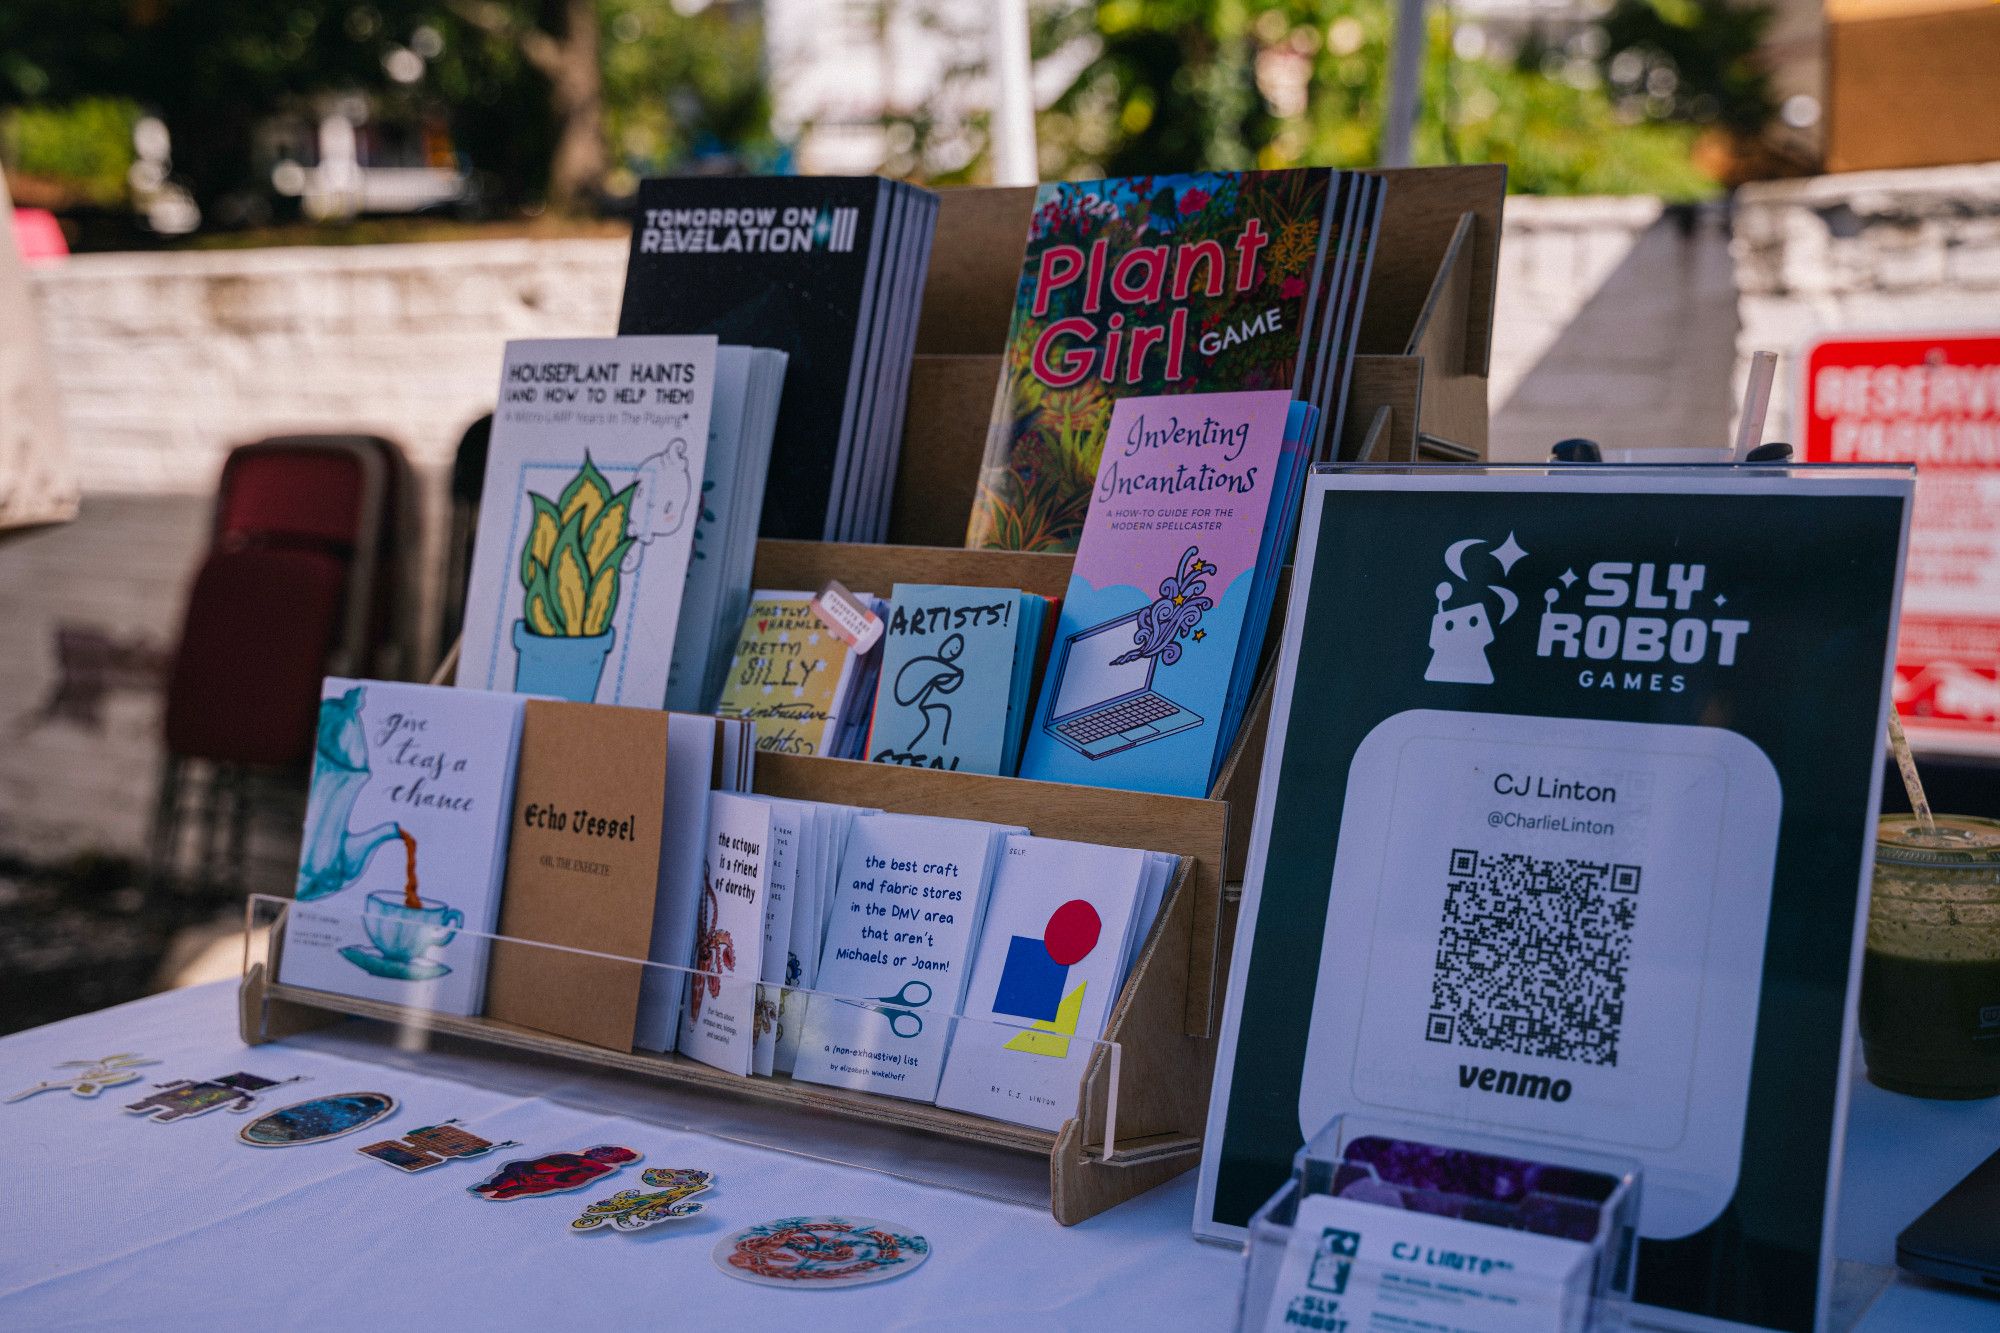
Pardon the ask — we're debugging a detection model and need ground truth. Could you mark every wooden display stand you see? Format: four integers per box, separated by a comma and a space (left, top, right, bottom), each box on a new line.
240, 166, 1504, 1226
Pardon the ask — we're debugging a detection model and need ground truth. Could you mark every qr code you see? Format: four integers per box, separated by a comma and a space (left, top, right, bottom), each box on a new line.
1426, 849, 1641, 1067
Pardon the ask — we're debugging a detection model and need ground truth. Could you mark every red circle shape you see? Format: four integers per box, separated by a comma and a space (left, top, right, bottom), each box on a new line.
1043, 900, 1101, 966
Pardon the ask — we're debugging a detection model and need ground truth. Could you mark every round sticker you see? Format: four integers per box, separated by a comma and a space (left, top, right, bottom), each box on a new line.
712, 1215, 930, 1288
238, 1092, 397, 1147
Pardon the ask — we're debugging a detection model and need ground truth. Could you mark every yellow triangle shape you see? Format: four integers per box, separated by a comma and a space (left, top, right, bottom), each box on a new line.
1002, 980, 1086, 1058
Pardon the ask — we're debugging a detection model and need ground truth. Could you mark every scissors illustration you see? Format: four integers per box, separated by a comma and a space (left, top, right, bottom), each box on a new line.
871, 980, 932, 1039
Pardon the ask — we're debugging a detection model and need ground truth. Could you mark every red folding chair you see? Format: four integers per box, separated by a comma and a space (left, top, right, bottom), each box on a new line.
150, 434, 413, 896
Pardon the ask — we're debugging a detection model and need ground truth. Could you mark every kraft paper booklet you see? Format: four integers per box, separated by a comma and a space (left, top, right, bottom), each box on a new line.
283, 678, 525, 1017
935, 835, 1148, 1130
1019, 389, 1295, 796
793, 814, 1022, 1102
866, 584, 1039, 775
484, 700, 673, 1050
679, 791, 770, 1076
458, 336, 717, 707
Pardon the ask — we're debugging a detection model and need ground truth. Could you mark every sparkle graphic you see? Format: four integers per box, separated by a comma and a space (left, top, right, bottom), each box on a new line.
1493, 533, 1528, 574
1559, 568, 1578, 588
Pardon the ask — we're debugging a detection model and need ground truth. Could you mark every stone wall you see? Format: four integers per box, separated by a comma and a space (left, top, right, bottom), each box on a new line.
1488, 196, 1738, 460
1733, 163, 2000, 443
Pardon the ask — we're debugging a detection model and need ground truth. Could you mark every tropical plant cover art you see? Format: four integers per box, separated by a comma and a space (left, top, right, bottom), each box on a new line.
519, 453, 636, 639
967, 169, 1334, 552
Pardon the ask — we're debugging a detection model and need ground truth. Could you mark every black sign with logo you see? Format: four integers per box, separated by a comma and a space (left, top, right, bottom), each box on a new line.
1198, 468, 1912, 1333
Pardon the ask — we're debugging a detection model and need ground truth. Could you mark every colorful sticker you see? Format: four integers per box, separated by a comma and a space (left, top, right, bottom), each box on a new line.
124, 1072, 303, 1123
239, 1092, 398, 1147
468, 1146, 643, 1200
713, 1216, 931, 1288
572, 1167, 714, 1233
7, 1053, 159, 1102
357, 1120, 520, 1173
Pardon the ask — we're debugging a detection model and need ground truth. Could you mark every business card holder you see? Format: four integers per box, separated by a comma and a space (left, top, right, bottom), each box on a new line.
1238, 1114, 1641, 1332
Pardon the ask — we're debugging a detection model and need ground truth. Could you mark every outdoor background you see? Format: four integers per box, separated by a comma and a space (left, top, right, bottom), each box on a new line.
0, 0, 1993, 1034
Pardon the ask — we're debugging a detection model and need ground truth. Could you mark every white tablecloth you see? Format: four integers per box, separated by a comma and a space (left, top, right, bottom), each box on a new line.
2, 982, 1996, 1330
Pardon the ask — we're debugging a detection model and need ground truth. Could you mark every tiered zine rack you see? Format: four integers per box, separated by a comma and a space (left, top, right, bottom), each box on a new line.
240, 164, 1505, 1225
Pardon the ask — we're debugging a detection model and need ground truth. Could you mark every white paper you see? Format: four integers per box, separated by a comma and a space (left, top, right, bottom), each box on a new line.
458, 335, 717, 708
1262, 1193, 1591, 1333
634, 712, 720, 1052
793, 814, 1018, 1101
1301, 709, 1779, 1240
936, 835, 1147, 1130
750, 798, 801, 1076
281, 679, 523, 1017
678, 791, 769, 1075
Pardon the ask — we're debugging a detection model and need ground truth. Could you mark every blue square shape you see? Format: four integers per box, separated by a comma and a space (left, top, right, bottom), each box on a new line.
991, 935, 1068, 1022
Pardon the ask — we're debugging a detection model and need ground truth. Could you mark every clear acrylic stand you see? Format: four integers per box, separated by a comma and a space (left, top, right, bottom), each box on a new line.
237, 891, 1176, 1219
1238, 1115, 1641, 1332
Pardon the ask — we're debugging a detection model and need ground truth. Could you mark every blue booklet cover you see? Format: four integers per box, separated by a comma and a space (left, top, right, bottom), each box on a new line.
1017, 390, 1293, 797
866, 583, 1026, 775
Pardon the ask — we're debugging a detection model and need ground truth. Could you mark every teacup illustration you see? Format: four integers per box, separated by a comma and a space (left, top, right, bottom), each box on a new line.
340, 892, 463, 982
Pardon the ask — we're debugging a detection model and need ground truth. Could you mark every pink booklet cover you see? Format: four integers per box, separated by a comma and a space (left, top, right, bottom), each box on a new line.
1019, 389, 1294, 795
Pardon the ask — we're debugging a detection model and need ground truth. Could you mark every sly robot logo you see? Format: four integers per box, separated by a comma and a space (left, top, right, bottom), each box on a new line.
1424, 534, 1527, 684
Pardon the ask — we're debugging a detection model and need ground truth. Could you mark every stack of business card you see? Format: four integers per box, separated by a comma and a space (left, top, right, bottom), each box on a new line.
619, 176, 938, 543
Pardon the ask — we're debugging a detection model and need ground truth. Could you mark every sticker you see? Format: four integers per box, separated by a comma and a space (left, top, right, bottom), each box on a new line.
124, 1072, 304, 1123
572, 1167, 714, 1233
239, 1092, 398, 1147
811, 580, 884, 653
468, 1146, 643, 1200
713, 1216, 930, 1287
7, 1053, 159, 1102
357, 1120, 520, 1173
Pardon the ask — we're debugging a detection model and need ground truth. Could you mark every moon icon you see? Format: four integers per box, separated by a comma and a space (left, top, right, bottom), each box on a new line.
1445, 538, 1485, 580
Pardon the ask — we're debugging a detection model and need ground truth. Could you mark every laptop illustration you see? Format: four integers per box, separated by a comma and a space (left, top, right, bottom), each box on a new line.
1043, 612, 1204, 759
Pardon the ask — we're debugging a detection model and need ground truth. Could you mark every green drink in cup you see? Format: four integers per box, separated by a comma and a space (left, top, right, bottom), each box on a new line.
1860, 814, 2000, 1099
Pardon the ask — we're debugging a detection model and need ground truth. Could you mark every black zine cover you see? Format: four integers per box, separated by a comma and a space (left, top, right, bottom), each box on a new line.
619, 176, 891, 540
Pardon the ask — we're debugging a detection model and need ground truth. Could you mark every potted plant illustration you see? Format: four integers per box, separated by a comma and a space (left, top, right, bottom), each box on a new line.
512, 454, 636, 701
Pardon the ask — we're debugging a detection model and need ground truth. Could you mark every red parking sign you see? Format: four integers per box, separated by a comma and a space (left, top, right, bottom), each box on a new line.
1802, 332, 2000, 751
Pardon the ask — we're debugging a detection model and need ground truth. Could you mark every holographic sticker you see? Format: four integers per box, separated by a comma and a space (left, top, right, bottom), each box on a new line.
238, 1092, 397, 1147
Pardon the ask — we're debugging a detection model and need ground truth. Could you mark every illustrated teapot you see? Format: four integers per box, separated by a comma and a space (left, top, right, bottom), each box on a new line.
297, 686, 402, 901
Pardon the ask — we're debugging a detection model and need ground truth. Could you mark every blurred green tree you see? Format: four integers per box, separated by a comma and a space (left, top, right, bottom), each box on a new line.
1031, 0, 1726, 197
0, 0, 772, 226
